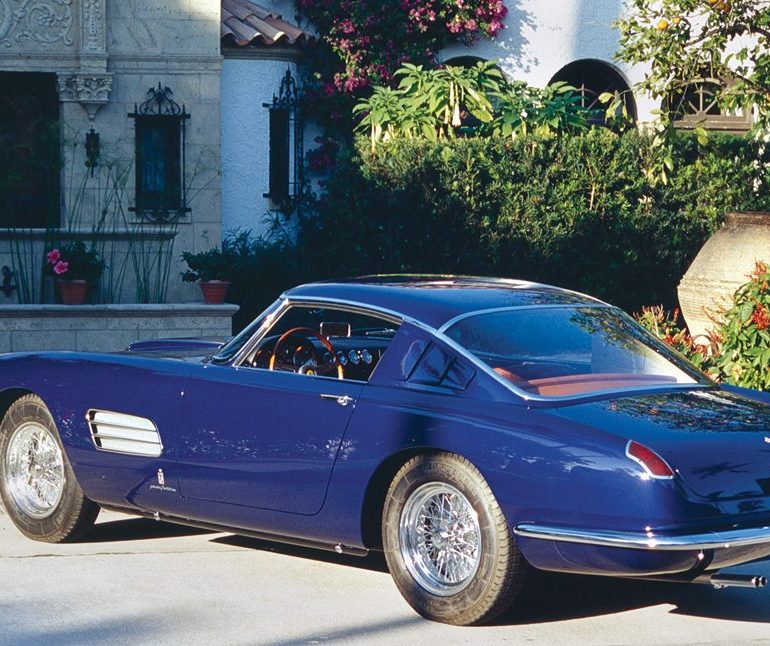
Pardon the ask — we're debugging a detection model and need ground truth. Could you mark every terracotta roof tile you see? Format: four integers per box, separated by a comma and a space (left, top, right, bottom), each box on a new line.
221, 0, 312, 47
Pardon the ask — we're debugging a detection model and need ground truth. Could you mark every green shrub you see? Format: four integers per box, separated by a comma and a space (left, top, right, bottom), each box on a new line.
710, 262, 770, 391
222, 230, 303, 332
298, 129, 770, 312
637, 265, 770, 392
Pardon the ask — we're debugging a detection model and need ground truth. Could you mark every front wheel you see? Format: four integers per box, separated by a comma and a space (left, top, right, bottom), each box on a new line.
0, 394, 99, 542
382, 452, 527, 625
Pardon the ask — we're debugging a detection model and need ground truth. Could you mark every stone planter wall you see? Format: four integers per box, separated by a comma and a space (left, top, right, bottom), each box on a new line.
0, 304, 238, 354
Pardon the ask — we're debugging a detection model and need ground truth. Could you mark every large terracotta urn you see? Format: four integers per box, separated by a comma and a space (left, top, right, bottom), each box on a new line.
678, 212, 770, 340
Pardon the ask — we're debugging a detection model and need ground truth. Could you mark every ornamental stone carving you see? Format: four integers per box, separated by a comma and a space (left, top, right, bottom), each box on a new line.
57, 73, 113, 119
0, 0, 74, 48
81, 0, 104, 53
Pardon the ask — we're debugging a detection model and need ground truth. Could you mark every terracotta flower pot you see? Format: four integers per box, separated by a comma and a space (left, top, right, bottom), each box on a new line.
199, 280, 230, 305
58, 279, 89, 305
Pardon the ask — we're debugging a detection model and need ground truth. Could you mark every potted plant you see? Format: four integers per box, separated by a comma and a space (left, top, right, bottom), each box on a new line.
181, 245, 234, 305
45, 241, 106, 305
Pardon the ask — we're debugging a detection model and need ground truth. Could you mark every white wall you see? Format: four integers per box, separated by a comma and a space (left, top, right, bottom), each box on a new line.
221, 57, 298, 237
440, 0, 659, 121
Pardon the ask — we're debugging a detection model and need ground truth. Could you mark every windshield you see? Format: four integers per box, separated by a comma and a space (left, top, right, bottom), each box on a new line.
444, 306, 708, 398
212, 298, 283, 363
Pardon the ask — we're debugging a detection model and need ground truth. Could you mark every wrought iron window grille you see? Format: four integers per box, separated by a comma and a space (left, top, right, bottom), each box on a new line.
129, 83, 190, 223
263, 69, 304, 216
667, 78, 752, 132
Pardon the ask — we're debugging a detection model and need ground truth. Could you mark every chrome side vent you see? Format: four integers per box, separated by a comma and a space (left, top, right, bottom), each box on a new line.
86, 409, 163, 457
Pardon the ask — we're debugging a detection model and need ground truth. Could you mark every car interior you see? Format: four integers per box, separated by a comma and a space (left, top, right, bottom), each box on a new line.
243, 305, 400, 382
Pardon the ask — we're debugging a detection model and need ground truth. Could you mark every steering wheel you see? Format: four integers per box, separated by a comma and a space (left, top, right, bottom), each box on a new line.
268, 327, 344, 379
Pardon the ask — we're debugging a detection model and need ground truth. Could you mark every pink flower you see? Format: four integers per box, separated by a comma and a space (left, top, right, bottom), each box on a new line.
46, 249, 61, 264
53, 261, 69, 276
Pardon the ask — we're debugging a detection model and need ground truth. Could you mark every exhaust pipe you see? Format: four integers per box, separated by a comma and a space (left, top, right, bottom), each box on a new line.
694, 573, 767, 589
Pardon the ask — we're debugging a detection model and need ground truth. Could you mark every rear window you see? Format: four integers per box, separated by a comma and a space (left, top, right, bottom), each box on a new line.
445, 306, 706, 398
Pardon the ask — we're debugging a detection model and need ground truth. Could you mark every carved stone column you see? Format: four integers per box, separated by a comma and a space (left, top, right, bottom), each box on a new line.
80, 0, 106, 69
58, 0, 112, 119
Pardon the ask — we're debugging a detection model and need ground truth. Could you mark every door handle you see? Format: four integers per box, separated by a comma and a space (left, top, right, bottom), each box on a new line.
320, 394, 355, 407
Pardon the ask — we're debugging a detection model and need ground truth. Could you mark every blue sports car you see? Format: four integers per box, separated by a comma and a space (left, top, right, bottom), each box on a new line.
2, 276, 770, 625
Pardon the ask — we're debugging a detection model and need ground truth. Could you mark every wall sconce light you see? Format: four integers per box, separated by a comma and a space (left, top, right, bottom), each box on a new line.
85, 127, 100, 176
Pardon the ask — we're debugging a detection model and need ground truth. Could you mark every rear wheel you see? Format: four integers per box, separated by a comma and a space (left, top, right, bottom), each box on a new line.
0, 395, 99, 542
382, 452, 527, 625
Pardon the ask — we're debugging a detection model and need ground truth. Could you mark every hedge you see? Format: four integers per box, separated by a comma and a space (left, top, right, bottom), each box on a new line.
296, 129, 770, 313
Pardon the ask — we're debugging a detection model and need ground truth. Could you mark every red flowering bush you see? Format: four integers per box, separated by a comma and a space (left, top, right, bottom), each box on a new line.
635, 305, 714, 372
709, 261, 770, 391
296, 0, 506, 132
637, 262, 770, 391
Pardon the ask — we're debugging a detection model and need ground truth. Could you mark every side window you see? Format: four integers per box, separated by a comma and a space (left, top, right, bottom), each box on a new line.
406, 342, 475, 391
244, 304, 400, 382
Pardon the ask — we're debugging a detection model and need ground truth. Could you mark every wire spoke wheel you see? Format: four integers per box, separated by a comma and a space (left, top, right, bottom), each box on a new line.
0, 394, 99, 542
6, 421, 65, 518
383, 452, 527, 625
399, 483, 481, 596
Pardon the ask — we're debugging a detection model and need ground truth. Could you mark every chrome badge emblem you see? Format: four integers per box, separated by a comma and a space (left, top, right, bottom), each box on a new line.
765, 437, 770, 444
150, 468, 176, 493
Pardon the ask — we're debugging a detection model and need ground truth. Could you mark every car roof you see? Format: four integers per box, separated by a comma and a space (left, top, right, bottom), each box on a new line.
284, 275, 604, 329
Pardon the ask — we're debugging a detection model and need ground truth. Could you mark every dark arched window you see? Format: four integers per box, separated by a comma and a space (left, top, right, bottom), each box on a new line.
549, 60, 637, 126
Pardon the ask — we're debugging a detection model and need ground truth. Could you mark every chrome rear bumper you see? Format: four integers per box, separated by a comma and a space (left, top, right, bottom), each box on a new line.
514, 522, 770, 551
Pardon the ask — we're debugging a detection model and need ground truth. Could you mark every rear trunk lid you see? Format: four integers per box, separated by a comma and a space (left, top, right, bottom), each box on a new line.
553, 388, 770, 501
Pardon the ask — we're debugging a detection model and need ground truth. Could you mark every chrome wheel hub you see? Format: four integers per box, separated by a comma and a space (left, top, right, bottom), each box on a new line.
6, 422, 65, 519
399, 482, 481, 596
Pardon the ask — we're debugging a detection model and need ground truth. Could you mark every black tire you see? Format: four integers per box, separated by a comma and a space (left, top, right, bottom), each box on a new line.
382, 452, 526, 626
0, 394, 99, 542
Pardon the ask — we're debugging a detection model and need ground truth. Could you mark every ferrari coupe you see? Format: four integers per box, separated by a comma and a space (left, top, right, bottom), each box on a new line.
2, 276, 770, 625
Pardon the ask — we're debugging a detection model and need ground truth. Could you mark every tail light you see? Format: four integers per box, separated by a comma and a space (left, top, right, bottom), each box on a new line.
626, 440, 675, 479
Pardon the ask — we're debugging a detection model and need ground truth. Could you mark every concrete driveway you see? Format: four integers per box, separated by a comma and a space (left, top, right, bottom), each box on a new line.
1, 508, 770, 645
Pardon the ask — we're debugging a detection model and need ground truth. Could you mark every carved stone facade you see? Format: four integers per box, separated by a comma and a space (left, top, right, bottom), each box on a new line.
0, 0, 75, 49
56, 72, 111, 118
0, 0, 222, 306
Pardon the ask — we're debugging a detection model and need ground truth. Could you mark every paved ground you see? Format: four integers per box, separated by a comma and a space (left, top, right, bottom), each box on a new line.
1, 508, 770, 645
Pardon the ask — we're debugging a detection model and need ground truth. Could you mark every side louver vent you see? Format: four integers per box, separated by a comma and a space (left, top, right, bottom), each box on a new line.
86, 409, 163, 457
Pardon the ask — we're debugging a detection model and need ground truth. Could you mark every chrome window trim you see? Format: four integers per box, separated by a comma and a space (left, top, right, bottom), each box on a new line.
213, 298, 284, 365
437, 303, 613, 334
514, 522, 770, 551
221, 295, 712, 404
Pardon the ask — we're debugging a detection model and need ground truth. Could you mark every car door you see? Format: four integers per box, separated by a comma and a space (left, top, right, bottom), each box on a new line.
176, 366, 362, 515
174, 302, 398, 515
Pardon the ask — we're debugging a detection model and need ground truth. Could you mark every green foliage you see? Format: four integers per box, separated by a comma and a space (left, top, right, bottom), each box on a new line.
296, 0, 507, 133
354, 62, 594, 147
182, 230, 302, 331
180, 245, 234, 283
297, 129, 770, 313
710, 262, 770, 390
617, 0, 770, 132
